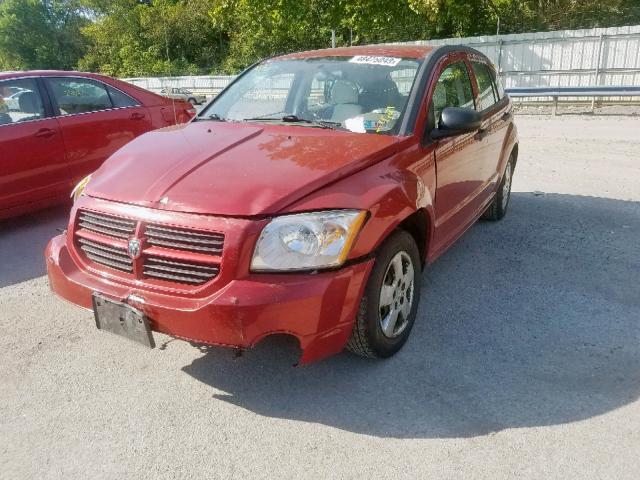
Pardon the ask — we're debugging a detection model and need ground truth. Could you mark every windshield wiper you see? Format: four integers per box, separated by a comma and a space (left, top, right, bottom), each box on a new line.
244, 114, 342, 130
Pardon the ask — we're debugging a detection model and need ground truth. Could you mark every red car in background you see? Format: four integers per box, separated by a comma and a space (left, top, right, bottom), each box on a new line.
0, 71, 195, 220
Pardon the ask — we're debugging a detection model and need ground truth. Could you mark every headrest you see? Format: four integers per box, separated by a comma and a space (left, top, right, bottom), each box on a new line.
19, 92, 40, 114
331, 80, 359, 104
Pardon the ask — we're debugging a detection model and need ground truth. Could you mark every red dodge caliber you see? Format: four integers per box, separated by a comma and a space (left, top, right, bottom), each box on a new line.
46, 45, 518, 364
0, 71, 195, 220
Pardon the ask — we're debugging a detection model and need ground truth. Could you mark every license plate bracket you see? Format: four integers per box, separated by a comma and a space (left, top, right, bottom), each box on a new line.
92, 293, 155, 348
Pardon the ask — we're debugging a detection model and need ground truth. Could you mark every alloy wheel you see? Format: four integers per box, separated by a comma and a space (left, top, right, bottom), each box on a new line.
379, 251, 415, 338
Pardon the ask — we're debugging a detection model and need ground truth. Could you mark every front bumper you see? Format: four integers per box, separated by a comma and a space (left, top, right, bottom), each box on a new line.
46, 233, 374, 364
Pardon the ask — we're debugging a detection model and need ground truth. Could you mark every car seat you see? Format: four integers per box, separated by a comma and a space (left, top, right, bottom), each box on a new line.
330, 80, 363, 123
17, 91, 43, 122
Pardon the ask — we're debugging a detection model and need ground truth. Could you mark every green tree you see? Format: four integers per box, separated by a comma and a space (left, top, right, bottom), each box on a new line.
0, 0, 89, 70
209, 0, 437, 72
79, 0, 227, 77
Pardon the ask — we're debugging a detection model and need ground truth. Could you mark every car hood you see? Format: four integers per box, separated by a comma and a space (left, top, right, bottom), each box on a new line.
86, 121, 401, 216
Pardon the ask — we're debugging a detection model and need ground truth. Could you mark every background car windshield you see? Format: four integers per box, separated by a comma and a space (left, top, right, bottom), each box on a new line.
202, 56, 422, 134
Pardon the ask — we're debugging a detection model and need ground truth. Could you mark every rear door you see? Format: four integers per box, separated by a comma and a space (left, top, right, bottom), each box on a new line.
468, 58, 511, 194
43, 76, 153, 184
0, 77, 69, 212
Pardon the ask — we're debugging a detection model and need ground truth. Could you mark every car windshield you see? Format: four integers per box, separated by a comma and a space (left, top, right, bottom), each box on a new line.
200, 56, 422, 135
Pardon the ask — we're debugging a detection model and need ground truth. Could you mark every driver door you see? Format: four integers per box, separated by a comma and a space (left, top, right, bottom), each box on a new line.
428, 57, 485, 252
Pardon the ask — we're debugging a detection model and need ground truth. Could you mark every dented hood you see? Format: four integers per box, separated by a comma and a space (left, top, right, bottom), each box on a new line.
86, 121, 400, 217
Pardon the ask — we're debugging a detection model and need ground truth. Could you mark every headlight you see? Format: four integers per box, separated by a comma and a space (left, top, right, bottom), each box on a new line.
71, 174, 92, 203
251, 210, 367, 271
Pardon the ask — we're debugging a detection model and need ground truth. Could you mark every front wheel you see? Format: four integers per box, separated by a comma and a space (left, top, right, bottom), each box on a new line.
347, 230, 421, 358
482, 153, 515, 221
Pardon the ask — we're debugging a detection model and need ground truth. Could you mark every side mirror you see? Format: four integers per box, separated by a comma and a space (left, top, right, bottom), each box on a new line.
430, 107, 481, 140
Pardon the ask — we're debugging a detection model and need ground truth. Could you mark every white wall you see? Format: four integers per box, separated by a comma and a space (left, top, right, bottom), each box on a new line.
123, 25, 640, 100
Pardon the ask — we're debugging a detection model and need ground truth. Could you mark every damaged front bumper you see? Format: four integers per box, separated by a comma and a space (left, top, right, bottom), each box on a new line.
46, 233, 374, 364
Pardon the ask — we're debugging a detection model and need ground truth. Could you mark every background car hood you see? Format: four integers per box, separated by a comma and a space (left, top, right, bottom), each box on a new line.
86, 121, 400, 216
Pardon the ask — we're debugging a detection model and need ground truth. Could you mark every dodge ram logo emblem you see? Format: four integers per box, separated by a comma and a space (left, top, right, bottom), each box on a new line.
128, 238, 141, 259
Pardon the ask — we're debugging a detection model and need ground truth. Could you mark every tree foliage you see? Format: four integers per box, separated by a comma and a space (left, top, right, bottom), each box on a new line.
78, 0, 227, 77
0, 0, 89, 70
1, 0, 638, 75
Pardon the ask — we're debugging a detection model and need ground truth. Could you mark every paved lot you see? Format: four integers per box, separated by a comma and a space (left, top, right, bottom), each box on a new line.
1, 115, 639, 479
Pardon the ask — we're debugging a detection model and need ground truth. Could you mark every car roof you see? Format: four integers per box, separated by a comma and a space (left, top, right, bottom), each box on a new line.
0, 70, 109, 81
274, 44, 436, 61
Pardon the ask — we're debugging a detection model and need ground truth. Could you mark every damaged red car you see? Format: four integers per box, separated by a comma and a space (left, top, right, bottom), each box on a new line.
46, 45, 518, 364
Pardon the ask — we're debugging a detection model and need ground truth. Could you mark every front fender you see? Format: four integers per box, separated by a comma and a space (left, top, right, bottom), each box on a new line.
284, 149, 436, 262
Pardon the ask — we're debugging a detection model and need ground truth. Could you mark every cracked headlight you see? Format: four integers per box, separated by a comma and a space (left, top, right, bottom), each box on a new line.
251, 210, 367, 271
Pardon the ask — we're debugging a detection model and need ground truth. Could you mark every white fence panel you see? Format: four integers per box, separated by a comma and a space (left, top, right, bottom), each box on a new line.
123, 25, 640, 103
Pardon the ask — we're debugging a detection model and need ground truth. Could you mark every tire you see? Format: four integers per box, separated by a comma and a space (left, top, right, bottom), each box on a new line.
347, 230, 422, 358
482, 153, 515, 221
188, 98, 197, 105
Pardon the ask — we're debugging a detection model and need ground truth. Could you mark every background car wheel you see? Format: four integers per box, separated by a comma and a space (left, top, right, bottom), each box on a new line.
188, 98, 197, 105
482, 152, 515, 221
347, 230, 421, 358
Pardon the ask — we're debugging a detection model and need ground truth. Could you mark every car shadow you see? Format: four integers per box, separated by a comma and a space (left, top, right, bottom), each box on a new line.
0, 205, 70, 288
182, 192, 640, 438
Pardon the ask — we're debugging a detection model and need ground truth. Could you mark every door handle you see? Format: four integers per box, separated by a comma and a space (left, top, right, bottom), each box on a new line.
34, 128, 56, 138
130, 112, 146, 120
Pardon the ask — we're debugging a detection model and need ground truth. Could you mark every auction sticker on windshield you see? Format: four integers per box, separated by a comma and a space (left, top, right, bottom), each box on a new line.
349, 55, 402, 67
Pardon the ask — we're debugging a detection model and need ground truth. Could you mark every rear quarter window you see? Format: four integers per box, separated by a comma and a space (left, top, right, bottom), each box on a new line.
106, 85, 138, 108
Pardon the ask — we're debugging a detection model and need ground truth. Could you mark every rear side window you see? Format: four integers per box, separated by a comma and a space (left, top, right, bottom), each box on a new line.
106, 85, 138, 108
471, 62, 498, 110
431, 61, 475, 122
46, 77, 112, 115
0, 78, 45, 126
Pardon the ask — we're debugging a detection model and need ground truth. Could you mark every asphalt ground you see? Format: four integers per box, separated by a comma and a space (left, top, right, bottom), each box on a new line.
1, 115, 639, 479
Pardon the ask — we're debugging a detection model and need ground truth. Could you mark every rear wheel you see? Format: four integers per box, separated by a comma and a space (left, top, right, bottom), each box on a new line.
482, 153, 515, 221
347, 230, 421, 358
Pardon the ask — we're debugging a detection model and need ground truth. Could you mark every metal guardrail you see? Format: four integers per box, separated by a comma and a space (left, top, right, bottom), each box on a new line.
505, 86, 640, 114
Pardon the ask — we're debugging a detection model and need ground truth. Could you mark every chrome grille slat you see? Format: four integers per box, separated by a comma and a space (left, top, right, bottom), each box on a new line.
145, 257, 218, 272
78, 217, 134, 233
78, 238, 127, 256
147, 238, 220, 253
145, 265, 215, 279
80, 245, 132, 265
84, 253, 133, 272
80, 212, 135, 228
78, 222, 130, 239
146, 225, 223, 240
144, 229, 223, 245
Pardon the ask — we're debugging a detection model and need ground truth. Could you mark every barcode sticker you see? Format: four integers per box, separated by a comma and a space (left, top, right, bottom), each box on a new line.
349, 56, 402, 67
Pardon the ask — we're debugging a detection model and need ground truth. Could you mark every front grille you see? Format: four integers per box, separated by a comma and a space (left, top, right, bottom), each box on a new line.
143, 256, 220, 284
145, 224, 224, 255
78, 211, 136, 239
74, 209, 224, 287
77, 238, 133, 273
